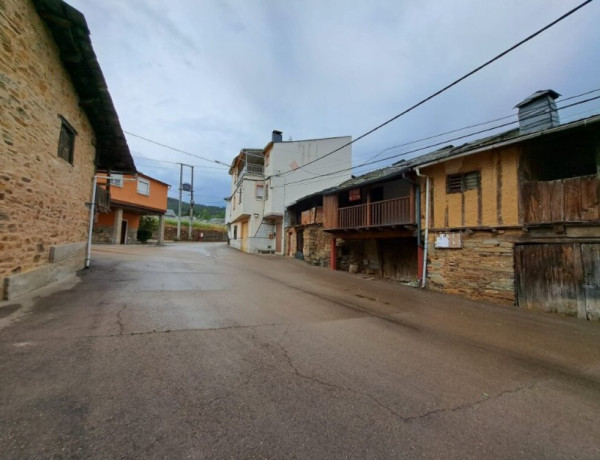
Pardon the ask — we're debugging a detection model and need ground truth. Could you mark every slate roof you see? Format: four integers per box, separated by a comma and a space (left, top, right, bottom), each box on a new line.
321, 112, 600, 197
33, 0, 136, 173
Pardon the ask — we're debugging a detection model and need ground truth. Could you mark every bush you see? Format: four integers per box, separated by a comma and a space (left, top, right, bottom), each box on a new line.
137, 216, 158, 243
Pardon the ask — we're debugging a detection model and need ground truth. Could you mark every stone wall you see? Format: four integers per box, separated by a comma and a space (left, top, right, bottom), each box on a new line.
1, 0, 96, 299
426, 230, 517, 304
160, 225, 227, 242
302, 225, 332, 267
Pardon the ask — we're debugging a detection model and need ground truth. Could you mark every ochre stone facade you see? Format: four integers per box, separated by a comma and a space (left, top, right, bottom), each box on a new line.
302, 225, 332, 267
426, 230, 517, 304
1, 0, 96, 298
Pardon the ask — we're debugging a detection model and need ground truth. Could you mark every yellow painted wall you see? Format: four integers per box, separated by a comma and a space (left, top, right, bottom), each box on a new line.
423, 147, 520, 229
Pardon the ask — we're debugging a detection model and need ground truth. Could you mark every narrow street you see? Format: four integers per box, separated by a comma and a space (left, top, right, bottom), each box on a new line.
1, 242, 600, 459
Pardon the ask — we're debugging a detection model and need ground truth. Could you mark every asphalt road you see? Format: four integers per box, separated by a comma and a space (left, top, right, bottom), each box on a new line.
1, 242, 600, 459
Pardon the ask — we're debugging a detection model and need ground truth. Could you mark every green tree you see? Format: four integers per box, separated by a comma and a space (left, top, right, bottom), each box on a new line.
137, 216, 158, 242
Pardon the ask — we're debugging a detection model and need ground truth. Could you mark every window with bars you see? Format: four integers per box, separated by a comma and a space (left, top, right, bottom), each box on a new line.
447, 171, 480, 193
57, 117, 76, 164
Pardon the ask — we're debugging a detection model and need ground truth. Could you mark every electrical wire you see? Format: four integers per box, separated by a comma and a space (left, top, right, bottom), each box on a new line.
273, 0, 594, 178
132, 154, 228, 170
271, 95, 600, 189
356, 88, 600, 167
124, 130, 230, 167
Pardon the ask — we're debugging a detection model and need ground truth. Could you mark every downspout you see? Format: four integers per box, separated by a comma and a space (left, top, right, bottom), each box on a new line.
415, 167, 430, 288
85, 174, 98, 268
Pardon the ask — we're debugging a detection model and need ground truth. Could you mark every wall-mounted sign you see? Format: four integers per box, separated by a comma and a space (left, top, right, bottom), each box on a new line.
435, 232, 462, 249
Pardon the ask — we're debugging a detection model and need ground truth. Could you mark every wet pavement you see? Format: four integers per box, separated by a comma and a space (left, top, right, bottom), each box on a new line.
1, 242, 600, 459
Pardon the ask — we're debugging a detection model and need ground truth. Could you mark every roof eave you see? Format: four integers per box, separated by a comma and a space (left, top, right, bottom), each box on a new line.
33, 0, 136, 174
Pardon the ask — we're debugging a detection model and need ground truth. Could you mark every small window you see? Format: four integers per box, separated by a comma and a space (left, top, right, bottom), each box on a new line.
137, 178, 150, 195
447, 171, 480, 193
256, 184, 265, 199
57, 116, 76, 164
110, 174, 123, 187
233, 225, 238, 239
238, 187, 242, 204
349, 188, 361, 202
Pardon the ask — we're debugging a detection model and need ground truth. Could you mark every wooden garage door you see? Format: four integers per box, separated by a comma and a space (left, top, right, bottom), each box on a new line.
514, 243, 599, 320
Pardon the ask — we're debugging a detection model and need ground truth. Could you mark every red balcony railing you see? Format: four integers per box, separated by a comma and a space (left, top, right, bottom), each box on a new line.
337, 196, 412, 229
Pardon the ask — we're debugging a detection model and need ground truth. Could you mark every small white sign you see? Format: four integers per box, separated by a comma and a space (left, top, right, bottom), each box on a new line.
435, 232, 462, 249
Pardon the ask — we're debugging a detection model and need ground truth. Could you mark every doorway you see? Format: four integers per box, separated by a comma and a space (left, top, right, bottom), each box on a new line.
514, 243, 600, 320
120, 220, 128, 244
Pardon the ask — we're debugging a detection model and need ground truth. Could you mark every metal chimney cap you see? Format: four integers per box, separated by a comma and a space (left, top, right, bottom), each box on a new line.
514, 89, 560, 109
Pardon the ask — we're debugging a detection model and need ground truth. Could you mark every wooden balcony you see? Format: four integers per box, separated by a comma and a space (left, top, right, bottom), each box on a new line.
337, 196, 413, 229
521, 175, 600, 225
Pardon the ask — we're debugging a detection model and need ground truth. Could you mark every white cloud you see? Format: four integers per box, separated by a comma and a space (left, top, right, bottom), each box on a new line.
68, 0, 600, 204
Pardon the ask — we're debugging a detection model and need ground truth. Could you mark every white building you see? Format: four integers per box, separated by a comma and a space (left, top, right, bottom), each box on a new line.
226, 131, 352, 254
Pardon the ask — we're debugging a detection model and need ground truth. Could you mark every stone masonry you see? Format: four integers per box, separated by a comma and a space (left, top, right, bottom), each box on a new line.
426, 230, 517, 304
1, 0, 96, 298
302, 225, 332, 267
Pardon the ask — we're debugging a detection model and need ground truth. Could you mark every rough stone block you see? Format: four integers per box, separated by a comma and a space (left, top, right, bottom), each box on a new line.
49, 241, 86, 263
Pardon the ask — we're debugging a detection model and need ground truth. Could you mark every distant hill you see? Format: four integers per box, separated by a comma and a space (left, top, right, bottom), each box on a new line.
167, 197, 225, 220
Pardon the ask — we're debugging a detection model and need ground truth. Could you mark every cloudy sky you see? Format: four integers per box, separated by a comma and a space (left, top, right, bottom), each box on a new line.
67, 0, 600, 207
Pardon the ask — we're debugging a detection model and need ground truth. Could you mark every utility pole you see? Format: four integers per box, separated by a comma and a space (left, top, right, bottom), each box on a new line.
188, 165, 194, 240
177, 163, 183, 239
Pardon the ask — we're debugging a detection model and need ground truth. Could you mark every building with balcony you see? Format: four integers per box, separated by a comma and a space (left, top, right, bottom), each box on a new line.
285, 90, 600, 321
226, 131, 352, 254
93, 172, 169, 244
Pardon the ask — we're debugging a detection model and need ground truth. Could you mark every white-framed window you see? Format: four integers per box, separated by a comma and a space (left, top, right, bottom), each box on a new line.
137, 178, 150, 195
256, 183, 265, 199
110, 173, 123, 187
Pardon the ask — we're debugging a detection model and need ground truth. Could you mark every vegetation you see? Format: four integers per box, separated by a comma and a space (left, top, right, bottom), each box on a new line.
137, 216, 159, 242
164, 218, 225, 231
166, 197, 225, 220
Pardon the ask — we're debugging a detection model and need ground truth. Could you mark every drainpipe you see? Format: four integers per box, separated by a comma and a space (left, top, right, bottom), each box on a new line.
85, 174, 98, 268
415, 167, 430, 288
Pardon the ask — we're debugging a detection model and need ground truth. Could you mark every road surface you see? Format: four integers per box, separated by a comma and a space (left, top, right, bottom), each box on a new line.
1, 242, 599, 458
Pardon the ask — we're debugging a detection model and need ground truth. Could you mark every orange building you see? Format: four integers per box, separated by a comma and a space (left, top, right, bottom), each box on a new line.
93, 172, 170, 244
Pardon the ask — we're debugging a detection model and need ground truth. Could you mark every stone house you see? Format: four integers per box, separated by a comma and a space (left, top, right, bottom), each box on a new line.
414, 90, 600, 320
226, 131, 352, 254
286, 192, 333, 267
297, 90, 599, 320
315, 162, 420, 281
93, 172, 169, 244
1, 0, 135, 300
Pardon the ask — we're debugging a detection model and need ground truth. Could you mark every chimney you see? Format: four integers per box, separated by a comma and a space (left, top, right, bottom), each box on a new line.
514, 89, 560, 134
272, 130, 282, 143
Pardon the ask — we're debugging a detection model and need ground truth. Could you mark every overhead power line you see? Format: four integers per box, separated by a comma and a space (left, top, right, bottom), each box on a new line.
132, 153, 228, 170
274, 0, 594, 178
124, 130, 230, 167
355, 88, 600, 168
271, 94, 600, 189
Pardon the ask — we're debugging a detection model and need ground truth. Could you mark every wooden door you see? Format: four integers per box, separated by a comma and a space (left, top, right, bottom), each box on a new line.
120, 220, 128, 244
275, 222, 282, 253
241, 221, 248, 252
514, 243, 599, 319
582, 244, 600, 320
